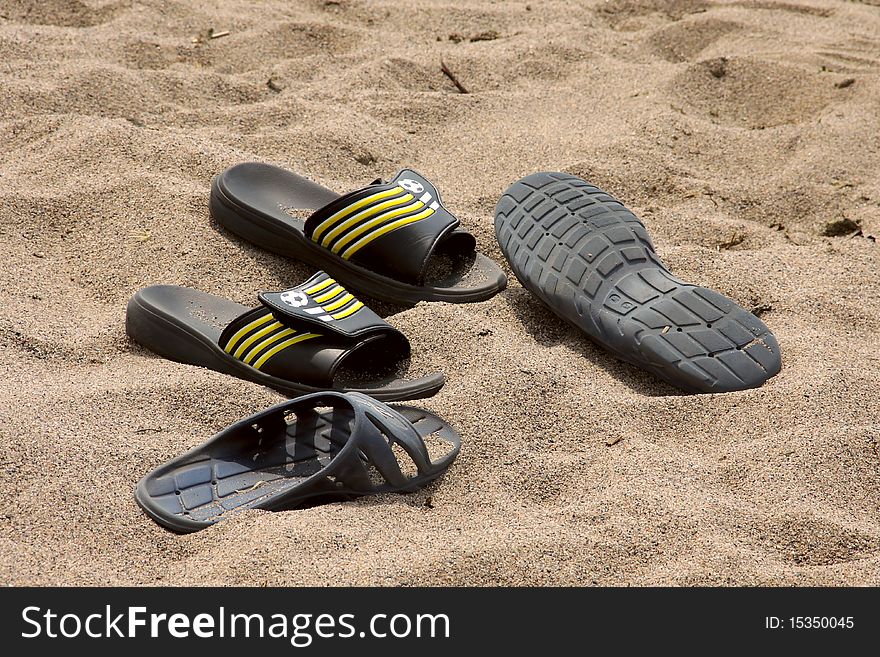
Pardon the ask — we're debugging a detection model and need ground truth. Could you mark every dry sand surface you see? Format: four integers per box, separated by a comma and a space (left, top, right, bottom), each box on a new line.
1, 0, 880, 586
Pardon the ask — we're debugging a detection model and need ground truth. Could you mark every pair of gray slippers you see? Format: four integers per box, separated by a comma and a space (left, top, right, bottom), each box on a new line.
130, 164, 781, 532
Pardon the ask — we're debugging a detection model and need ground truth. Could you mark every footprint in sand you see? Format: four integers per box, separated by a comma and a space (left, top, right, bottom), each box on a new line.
3, 0, 119, 28
672, 57, 834, 129
752, 512, 880, 567
181, 21, 359, 74
596, 0, 709, 32
650, 17, 742, 63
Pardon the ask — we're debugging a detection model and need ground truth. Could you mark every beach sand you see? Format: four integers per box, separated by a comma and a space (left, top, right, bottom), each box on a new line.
1, 0, 879, 585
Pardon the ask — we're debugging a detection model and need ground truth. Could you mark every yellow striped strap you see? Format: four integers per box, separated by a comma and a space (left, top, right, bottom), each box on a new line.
310, 186, 406, 243
217, 271, 410, 380
300, 171, 464, 286
261, 279, 399, 337
252, 332, 321, 370
320, 193, 415, 248
223, 312, 275, 354
340, 206, 435, 260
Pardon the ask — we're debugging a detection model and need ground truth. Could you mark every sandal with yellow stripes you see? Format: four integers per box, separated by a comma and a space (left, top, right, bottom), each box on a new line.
209, 162, 507, 304
125, 271, 444, 401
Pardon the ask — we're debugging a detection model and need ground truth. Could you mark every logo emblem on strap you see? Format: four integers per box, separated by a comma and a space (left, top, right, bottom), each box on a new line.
398, 178, 424, 194
280, 290, 309, 308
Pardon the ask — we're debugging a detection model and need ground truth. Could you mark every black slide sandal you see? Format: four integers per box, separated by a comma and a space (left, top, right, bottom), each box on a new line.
135, 391, 461, 533
126, 271, 444, 401
495, 172, 782, 393
210, 162, 507, 304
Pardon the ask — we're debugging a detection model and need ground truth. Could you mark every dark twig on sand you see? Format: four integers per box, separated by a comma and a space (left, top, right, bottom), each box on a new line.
440, 60, 469, 94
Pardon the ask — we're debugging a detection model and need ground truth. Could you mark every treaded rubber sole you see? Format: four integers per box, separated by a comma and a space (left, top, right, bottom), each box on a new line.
209, 176, 506, 305
495, 172, 782, 393
135, 398, 459, 533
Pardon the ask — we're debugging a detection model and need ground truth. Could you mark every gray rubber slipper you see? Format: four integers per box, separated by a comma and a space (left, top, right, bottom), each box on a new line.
135, 391, 461, 532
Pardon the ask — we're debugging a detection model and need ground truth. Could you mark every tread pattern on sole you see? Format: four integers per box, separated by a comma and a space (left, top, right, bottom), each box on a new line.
495, 172, 781, 393
138, 399, 457, 532
143, 411, 353, 525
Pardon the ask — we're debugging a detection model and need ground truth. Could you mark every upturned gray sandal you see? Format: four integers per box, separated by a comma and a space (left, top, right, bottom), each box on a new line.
135, 391, 461, 532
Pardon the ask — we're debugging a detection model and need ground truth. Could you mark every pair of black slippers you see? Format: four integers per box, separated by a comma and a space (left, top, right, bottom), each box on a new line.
129, 163, 781, 532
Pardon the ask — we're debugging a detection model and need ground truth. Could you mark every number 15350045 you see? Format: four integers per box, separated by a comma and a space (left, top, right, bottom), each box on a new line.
765, 616, 854, 630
